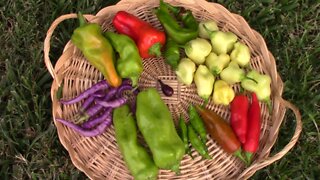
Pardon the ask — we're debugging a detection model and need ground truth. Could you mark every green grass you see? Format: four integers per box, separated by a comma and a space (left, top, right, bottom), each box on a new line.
0, 0, 319, 179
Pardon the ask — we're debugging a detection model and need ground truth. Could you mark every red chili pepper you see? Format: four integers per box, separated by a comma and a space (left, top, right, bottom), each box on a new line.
243, 93, 261, 164
112, 11, 166, 58
230, 94, 249, 144
195, 105, 247, 164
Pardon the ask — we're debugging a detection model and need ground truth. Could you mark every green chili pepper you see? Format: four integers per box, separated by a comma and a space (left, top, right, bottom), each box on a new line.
156, 0, 199, 45
189, 105, 207, 143
71, 12, 122, 87
164, 37, 180, 69
178, 115, 190, 155
188, 125, 211, 159
113, 105, 158, 180
136, 88, 185, 173
104, 32, 143, 87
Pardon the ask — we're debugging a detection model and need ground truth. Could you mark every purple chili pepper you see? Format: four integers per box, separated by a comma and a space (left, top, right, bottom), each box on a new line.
79, 96, 96, 113
56, 117, 112, 137
96, 97, 127, 108
60, 80, 109, 105
81, 108, 112, 129
78, 103, 104, 122
102, 87, 118, 101
116, 84, 133, 97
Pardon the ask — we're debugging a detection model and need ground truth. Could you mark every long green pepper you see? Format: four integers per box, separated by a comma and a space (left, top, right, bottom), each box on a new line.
178, 116, 190, 155
188, 125, 211, 159
113, 105, 158, 180
189, 105, 207, 143
156, 0, 199, 45
104, 32, 143, 87
136, 88, 185, 173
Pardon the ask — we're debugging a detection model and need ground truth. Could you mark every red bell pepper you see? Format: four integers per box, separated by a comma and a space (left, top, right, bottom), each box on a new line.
112, 11, 166, 58
230, 94, 249, 144
243, 93, 261, 164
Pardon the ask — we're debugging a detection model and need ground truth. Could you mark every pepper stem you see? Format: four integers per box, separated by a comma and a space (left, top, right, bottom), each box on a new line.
77, 12, 87, 27
245, 152, 253, 165
171, 163, 180, 175
148, 42, 162, 57
265, 98, 272, 114
233, 149, 248, 166
243, 76, 259, 84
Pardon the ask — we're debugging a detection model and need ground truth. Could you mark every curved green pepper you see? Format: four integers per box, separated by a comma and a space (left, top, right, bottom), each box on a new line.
136, 88, 185, 173
156, 0, 199, 45
189, 105, 207, 143
104, 32, 143, 87
188, 124, 211, 159
113, 105, 158, 180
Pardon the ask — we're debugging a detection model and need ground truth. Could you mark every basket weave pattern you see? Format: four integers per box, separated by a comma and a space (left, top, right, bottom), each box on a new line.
44, 0, 302, 179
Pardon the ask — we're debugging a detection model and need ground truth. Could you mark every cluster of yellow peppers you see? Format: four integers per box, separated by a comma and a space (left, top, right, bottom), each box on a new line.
175, 20, 271, 105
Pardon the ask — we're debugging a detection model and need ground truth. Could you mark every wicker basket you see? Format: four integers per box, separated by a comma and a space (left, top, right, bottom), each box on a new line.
44, 0, 302, 179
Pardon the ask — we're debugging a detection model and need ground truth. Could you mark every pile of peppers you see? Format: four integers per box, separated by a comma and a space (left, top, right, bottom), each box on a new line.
156, 0, 199, 69
62, 0, 270, 178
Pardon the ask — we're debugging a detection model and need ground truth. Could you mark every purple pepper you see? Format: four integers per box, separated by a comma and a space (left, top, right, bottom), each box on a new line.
116, 84, 133, 97
55, 117, 112, 137
81, 108, 112, 129
96, 97, 127, 108
60, 80, 109, 105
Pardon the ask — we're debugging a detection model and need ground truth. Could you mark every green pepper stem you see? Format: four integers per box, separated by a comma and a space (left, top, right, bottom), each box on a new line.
233, 149, 248, 166
265, 98, 272, 114
203, 24, 217, 37
77, 12, 87, 27
243, 76, 259, 84
245, 152, 253, 166
148, 42, 162, 57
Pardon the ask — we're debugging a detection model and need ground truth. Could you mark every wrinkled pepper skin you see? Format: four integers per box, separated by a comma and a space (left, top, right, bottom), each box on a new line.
71, 12, 121, 87
112, 11, 166, 58
104, 32, 143, 87
113, 105, 158, 180
136, 88, 185, 173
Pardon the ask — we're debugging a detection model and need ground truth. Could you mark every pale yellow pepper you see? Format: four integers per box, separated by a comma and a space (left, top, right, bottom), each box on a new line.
212, 80, 235, 105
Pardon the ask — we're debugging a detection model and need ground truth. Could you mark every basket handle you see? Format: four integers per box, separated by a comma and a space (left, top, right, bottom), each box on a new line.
240, 98, 302, 179
43, 13, 95, 86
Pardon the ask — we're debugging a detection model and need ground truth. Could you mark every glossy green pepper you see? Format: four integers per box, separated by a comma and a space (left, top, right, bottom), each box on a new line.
136, 88, 185, 173
156, 0, 199, 45
178, 115, 191, 156
164, 37, 180, 69
71, 12, 122, 87
113, 105, 158, 180
189, 105, 207, 143
104, 32, 143, 87
188, 124, 211, 159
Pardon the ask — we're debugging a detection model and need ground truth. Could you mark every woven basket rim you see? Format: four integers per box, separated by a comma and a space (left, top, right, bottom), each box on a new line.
43, 0, 302, 179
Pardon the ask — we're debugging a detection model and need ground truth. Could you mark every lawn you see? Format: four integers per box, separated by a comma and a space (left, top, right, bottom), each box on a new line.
0, 0, 319, 179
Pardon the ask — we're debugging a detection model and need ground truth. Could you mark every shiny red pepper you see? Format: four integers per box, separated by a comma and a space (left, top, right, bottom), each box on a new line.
112, 11, 166, 58
243, 93, 261, 164
230, 94, 249, 144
